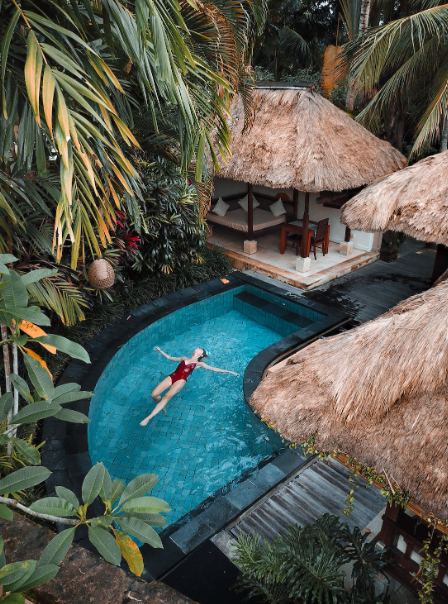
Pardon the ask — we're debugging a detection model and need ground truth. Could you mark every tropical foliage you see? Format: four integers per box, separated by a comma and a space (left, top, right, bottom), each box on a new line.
0, 0, 266, 319
0, 258, 170, 600
253, 0, 338, 80
343, 0, 448, 155
123, 157, 207, 274
233, 513, 390, 604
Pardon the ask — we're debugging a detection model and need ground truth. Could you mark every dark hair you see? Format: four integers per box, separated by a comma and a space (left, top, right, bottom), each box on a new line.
198, 349, 208, 361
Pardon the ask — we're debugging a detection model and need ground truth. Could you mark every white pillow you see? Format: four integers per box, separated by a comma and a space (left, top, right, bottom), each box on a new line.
270, 198, 287, 217
239, 194, 260, 212
212, 197, 230, 216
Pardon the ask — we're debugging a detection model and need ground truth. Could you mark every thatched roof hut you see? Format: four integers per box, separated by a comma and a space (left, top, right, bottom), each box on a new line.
341, 151, 448, 245
217, 86, 407, 193
251, 281, 448, 519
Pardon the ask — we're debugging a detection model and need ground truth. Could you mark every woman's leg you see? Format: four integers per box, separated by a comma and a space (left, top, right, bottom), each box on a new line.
151, 376, 172, 403
140, 380, 186, 426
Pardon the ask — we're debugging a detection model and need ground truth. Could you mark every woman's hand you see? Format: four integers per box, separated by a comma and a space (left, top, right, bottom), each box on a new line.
230, 371, 240, 377
154, 346, 160, 352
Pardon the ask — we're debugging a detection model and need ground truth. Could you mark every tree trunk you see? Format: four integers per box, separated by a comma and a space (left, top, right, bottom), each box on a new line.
392, 111, 406, 151
440, 113, 448, 152
346, 0, 371, 111
359, 0, 371, 34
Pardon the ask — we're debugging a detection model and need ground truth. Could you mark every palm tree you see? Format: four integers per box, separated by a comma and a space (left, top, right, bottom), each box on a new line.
340, 0, 372, 110
0, 0, 266, 272
343, 1, 448, 156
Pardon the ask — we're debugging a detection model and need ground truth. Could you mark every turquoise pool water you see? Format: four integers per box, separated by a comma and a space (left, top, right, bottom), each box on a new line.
88, 285, 322, 527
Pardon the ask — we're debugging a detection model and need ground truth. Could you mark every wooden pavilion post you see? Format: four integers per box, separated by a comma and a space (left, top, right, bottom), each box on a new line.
345, 226, 351, 242
432, 244, 448, 284
293, 188, 299, 217
300, 192, 310, 258
247, 183, 254, 240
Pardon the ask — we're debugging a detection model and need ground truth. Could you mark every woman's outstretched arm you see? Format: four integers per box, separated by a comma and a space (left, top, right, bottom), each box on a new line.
197, 362, 239, 376
154, 346, 185, 362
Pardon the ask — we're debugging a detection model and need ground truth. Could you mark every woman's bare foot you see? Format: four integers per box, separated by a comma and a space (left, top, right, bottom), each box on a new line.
140, 417, 151, 426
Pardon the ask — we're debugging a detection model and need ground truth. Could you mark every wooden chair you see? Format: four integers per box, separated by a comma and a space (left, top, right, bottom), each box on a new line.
286, 233, 301, 256
311, 218, 329, 259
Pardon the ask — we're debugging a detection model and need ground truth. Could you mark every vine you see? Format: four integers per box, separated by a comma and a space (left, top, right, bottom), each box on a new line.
413, 530, 448, 603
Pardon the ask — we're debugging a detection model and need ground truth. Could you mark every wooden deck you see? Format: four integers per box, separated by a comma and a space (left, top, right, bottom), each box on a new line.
301, 240, 434, 325
222, 459, 385, 545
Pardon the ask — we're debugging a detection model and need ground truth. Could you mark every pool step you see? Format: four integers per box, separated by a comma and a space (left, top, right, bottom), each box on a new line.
233, 291, 313, 328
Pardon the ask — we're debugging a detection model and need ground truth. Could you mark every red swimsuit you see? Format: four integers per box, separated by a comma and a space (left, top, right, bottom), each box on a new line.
169, 360, 197, 383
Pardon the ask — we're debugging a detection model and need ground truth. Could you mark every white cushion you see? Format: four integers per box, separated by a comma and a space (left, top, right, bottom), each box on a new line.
270, 198, 287, 217
239, 194, 260, 212
212, 197, 230, 216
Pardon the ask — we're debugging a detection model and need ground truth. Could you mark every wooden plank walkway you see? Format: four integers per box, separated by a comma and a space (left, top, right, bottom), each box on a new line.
227, 459, 385, 543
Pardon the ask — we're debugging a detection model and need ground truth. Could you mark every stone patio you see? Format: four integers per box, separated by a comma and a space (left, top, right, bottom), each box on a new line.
207, 225, 379, 290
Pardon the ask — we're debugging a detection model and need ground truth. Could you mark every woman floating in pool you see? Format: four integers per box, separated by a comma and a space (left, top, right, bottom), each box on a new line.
140, 347, 239, 426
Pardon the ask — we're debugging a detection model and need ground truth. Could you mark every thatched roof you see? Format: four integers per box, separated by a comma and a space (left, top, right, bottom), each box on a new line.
251, 281, 448, 519
217, 88, 406, 192
341, 151, 448, 244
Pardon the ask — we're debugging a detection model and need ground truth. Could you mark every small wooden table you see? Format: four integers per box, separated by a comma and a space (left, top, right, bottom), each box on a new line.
280, 220, 330, 257
280, 222, 314, 257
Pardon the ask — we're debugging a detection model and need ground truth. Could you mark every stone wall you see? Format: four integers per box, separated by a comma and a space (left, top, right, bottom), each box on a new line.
0, 514, 195, 604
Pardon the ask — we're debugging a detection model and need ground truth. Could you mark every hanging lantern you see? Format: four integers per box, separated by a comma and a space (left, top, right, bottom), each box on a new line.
87, 259, 115, 289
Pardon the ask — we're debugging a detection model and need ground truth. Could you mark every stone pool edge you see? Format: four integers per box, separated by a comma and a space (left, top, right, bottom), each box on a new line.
42, 271, 349, 581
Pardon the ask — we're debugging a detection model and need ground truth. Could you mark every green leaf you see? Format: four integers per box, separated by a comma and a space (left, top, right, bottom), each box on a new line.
110, 479, 125, 504
29, 497, 77, 518
11, 402, 62, 425
128, 512, 167, 527
16, 564, 59, 592
13, 438, 41, 465
0, 393, 14, 422
9, 374, 33, 404
1, 594, 26, 604
99, 468, 112, 502
118, 474, 158, 506
116, 516, 163, 548
0, 467, 51, 495
0, 561, 35, 586
53, 383, 81, 398
82, 463, 106, 504
40, 528, 75, 566
52, 390, 93, 406
23, 354, 54, 400
122, 496, 171, 514
54, 408, 90, 424
33, 335, 90, 363
3, 561, 36, 592
0, 504, 13, 521
55, 486, 79, 509
88, 526, 121, 565
0, 263, 9, 275
1, 271, 28, 309
3, 306, 51, 327
0, 254, 17, 265
21, 268, 58, 286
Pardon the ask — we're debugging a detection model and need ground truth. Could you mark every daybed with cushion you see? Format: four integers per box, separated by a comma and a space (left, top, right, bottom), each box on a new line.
207, 192, 297, 239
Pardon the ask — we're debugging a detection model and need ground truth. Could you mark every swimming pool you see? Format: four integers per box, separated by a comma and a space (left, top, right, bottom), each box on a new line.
88, 283, 326, 528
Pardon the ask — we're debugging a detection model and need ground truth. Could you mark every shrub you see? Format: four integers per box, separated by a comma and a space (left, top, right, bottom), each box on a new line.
233, 513, 390, 604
